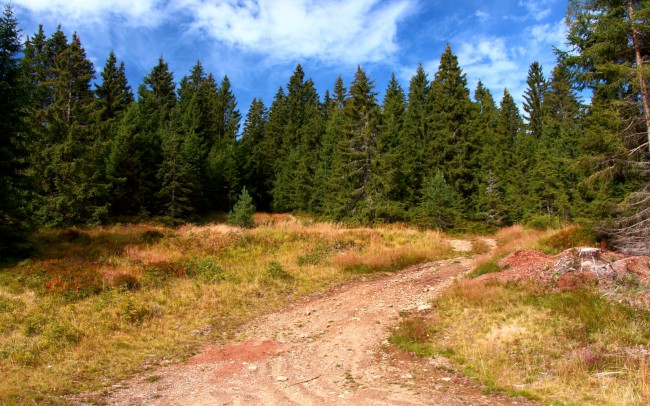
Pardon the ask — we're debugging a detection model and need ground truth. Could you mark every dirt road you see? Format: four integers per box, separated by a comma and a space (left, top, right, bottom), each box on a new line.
88, 242, 535, 405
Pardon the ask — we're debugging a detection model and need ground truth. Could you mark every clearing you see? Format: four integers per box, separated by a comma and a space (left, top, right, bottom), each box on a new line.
75, 238, 535, 405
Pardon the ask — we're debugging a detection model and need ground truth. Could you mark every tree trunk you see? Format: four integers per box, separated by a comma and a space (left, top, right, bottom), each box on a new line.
628, 0, 650, 152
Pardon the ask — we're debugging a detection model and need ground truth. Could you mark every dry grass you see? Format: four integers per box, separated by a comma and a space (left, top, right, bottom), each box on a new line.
392, 225, 650, 406
0, 220, 456, 404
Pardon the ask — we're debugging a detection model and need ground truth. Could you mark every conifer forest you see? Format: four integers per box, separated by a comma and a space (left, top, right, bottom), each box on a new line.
1, 1, 649, 255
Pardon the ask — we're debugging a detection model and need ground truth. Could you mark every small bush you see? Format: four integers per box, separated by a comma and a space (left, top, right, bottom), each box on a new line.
184, 256, 223, 282
16, 259, 105, 299
57, 229, 92, 244
389, 317, 436, 357
118, 296, 155, 325
266, 261, 293, 280
228, 187, 256, 228
525, 215, 559, 230
466, 260, 503, 279
138, 230, 165, 244
42, 321, 83, 347
112, 273, 141, 291
141, 261, 188, 287
297, 246, 330, 266
539, 225, 597, 253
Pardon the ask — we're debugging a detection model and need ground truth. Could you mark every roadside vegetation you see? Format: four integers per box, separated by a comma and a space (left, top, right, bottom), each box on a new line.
392, 226, 650, 405
0, 216, 459, 404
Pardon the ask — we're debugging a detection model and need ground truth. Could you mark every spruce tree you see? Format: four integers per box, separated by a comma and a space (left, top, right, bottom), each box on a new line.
0, 4, 31, 254
428, 44, 478, 209
271, 65, 323, 212
522, 61, 546, 139
35, 31, 109, 225
156, 111, 197, 219
474, 81, 505, 225
207, 75, 241, 210
106, 103, 156, 216
413, 171, 459, 230
399, 64, 430, 204
329, 66, 387, 222
378, 73, 406, 218
142, 56, 177, 129
239, 98, 270, 209
96, 51, 133, 123
228, 187, 256, 228
496, 89, 529, 222
566, 0, 650, 252
313, 77, 347, 214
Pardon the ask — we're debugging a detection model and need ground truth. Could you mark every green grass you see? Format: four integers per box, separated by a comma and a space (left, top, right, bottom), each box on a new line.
465, 259, 503, 279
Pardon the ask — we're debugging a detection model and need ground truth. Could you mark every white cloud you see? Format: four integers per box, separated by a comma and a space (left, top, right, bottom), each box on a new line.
456, 37, 523, 102
518, 0, 555, 21
13, 0, 165, 26
529, 20, 567, 48
177, 0, 413, 64
451, 18, 566, 106
15, 0, 414, 65
475, 10, 489, 21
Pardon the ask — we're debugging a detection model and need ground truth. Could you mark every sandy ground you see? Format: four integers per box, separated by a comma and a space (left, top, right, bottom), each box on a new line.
76, 239, 536, 405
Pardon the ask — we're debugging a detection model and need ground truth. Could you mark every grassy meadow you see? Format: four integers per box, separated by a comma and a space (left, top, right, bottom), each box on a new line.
0, 215, 459, 404
391, 226, 650, 406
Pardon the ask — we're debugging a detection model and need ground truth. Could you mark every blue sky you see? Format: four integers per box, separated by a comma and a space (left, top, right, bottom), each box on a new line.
12, 0, 568, 115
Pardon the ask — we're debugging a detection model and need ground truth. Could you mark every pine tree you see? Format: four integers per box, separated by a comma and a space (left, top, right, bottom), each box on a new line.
142, 56, 177, 129
239, 98, 270, 209
271, 65, 323, 212
496, 89, 530, 222
413, 171, 459, 230
106, 103, 156, 216
378, 73, 406, 218
328, 66, 387, 222
34, 31, 109, 225
399, 64, 430, 204
313, 77, 347, 214
537, 62, 584, 218
522, 61, 546, 139
207, 75, 241, 210
156, 111, 197, 219
228, 187, 256, 228
474, 81, 505, 225
96, 51, 133, 123
176, 61, 221, 212
428, 44, 478, 209
566, 0, 650, 253
0, 4, 31, 254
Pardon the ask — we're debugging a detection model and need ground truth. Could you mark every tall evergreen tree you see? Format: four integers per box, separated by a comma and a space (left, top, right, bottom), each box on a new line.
96, 51, 133, 123
399, 64, 430, 204
378, 73, 406, 218
207, 75, 241, 210
497, 89, 530, 222
33, 31, 108, 225
428, 44, 478, 208
413, 171, 459, 230
474, 81, 505, 225
0, 4, 31, 254
312, 77, 347, 214
109, 58, 177, 216
522, 61, 547, 139
566, 0, 650, 252
239, 98, 270, 209
141, 56, 177, 129
272, 65, 323, 212
328, 66, 386, 222
157, 120, 197, 219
